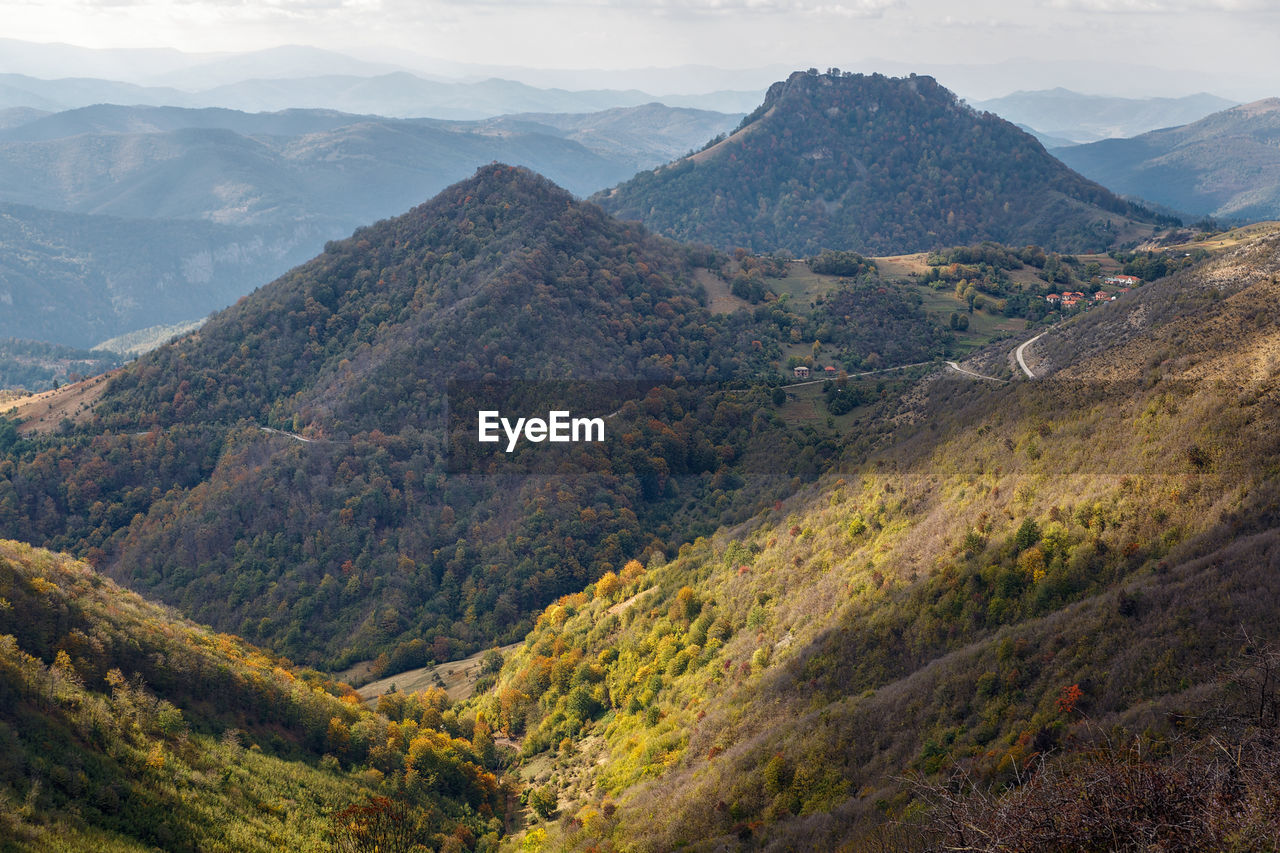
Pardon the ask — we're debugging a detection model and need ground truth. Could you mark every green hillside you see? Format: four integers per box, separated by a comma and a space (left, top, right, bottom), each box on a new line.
6, 156, 1275, 852
594, 70, 1163, 256
466, 226, 1280, 850
0, 539, 506, 852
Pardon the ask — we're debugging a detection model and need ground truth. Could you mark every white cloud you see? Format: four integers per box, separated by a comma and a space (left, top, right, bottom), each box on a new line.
1043, 0, 1273, 11
437, 0, 902, 14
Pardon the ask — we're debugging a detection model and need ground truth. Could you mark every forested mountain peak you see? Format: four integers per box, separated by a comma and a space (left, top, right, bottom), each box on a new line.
595, 69, 1162, 256
5, 165, 915, 674
93, 163, 701, 432
757, 69, 965, 120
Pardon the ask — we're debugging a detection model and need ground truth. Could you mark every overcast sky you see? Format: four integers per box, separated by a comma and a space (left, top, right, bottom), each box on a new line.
5, 0, 1280, 98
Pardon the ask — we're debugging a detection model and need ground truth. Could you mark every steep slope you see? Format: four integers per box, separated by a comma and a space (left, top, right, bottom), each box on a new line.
0, 539, 506, 851
472, 227, 1280, 850
1055, 98, 1280, 222
594, 70, 1160, 256
0, 165, 948, 671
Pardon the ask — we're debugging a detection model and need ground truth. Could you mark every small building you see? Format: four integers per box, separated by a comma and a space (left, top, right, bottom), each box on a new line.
1045, 293, 1062, 305
1105, 275, 1140, 287
794, 366, 810, 379
1093, 291, 1113, 302
824, 366, 838, 376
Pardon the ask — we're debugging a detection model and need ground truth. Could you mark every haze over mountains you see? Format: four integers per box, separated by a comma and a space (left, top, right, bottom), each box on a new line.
0, 102, 738, 350
0, 200, 316, 348
0, 43, 763, 119
0, 35, 1266, 371
1055, 98, 1280, 223
0, 104, 696, 222
1, 59, 1256, 370
973, 88, 1237, 144
3, 39, 1272, 105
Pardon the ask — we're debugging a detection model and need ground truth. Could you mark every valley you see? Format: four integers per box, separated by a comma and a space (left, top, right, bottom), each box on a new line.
454, 222, 1280, 849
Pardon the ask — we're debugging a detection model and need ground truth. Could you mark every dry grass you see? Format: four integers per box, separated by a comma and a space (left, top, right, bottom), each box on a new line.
1148, 220, 1280, 253
695, 268, 752, 315
687, 108, 775, 165
871, 252, 930, 278
0, 389, 33, 406
357, 642, 521, 704
5, 369, 117, 434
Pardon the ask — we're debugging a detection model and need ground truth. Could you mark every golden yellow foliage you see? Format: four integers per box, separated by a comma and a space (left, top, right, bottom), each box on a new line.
594, 571, 622, 601
621, 559, 645, 582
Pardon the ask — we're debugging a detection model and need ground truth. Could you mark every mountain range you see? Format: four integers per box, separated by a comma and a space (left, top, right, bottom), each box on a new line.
4, 169, 1280, 850
1054, 98, 1280, 222
0, 69, 761, 120
0, 201, 321, 348
596, 70, 1162, 255
5, 56, 1280, 852
0, 102, 739, 221
973, 88, 1236, 144
0, 102, 738, 349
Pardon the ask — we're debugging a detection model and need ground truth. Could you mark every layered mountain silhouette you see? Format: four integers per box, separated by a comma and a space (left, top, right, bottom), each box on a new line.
1055, 98, 1280, 222
973, 88, 1235, 144
595, 70, 1161, 255
0, 103, 736, 349
0, 201, 320, 347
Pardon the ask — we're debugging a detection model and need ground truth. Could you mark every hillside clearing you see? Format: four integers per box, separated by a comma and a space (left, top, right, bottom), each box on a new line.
356, 642, 522, 705
4, 370, 116, 434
